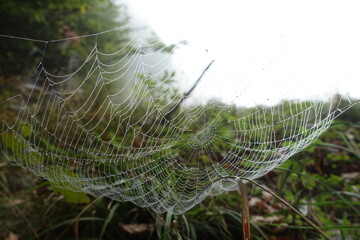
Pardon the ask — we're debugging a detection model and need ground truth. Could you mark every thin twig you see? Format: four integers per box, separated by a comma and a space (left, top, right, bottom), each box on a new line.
164, 59, 215, 121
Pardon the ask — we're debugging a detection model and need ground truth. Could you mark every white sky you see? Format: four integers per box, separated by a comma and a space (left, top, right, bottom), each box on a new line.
122, 0, 360, 106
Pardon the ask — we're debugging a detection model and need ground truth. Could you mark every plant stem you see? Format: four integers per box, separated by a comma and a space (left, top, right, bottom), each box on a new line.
242, 177, 332, 240
214, 176, 333, 240
236, 177, 251, 240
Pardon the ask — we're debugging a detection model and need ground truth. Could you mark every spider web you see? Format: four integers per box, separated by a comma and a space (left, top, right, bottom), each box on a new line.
0, 26, 357, 214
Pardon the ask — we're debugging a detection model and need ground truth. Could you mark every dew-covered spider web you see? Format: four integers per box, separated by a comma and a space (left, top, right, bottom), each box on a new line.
0, 26, 358, 214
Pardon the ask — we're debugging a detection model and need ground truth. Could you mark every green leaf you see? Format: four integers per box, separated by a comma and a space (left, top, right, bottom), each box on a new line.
99, 203, 120, 239
46, 165, 90, 204
1, 132, 26, 152
21, 124, 32, 137
24, 151, 44, 166
51, 185, 90, 204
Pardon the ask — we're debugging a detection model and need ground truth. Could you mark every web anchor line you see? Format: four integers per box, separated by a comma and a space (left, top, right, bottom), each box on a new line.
0, 25, 132, 43
0, 33, 48, 43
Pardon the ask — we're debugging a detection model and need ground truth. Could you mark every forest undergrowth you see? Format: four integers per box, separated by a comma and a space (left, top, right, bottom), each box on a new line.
1, 105, 359, 240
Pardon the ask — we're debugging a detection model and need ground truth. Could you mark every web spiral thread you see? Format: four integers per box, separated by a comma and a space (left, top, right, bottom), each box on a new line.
0, 27, 356, 214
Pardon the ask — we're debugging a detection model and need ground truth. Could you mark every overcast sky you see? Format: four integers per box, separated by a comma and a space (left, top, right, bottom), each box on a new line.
122, 0, 360, 106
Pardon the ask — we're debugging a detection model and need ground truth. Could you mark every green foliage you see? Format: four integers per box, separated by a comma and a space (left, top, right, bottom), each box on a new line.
47, 165, 90, 204
51, 185, 90, 204
0, 0, 129, 76
0, 112, 359, 239
1, 132, 27, 153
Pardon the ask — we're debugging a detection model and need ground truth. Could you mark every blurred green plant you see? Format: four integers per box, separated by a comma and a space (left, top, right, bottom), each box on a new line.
0, 0, 130, 76
1, 106, 359, 239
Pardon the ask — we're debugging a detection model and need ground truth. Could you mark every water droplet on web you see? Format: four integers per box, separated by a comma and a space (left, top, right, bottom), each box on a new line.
0, 25, 354, 215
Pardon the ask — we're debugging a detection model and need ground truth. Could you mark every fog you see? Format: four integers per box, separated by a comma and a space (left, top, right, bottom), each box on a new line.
122, 0, 360, 106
